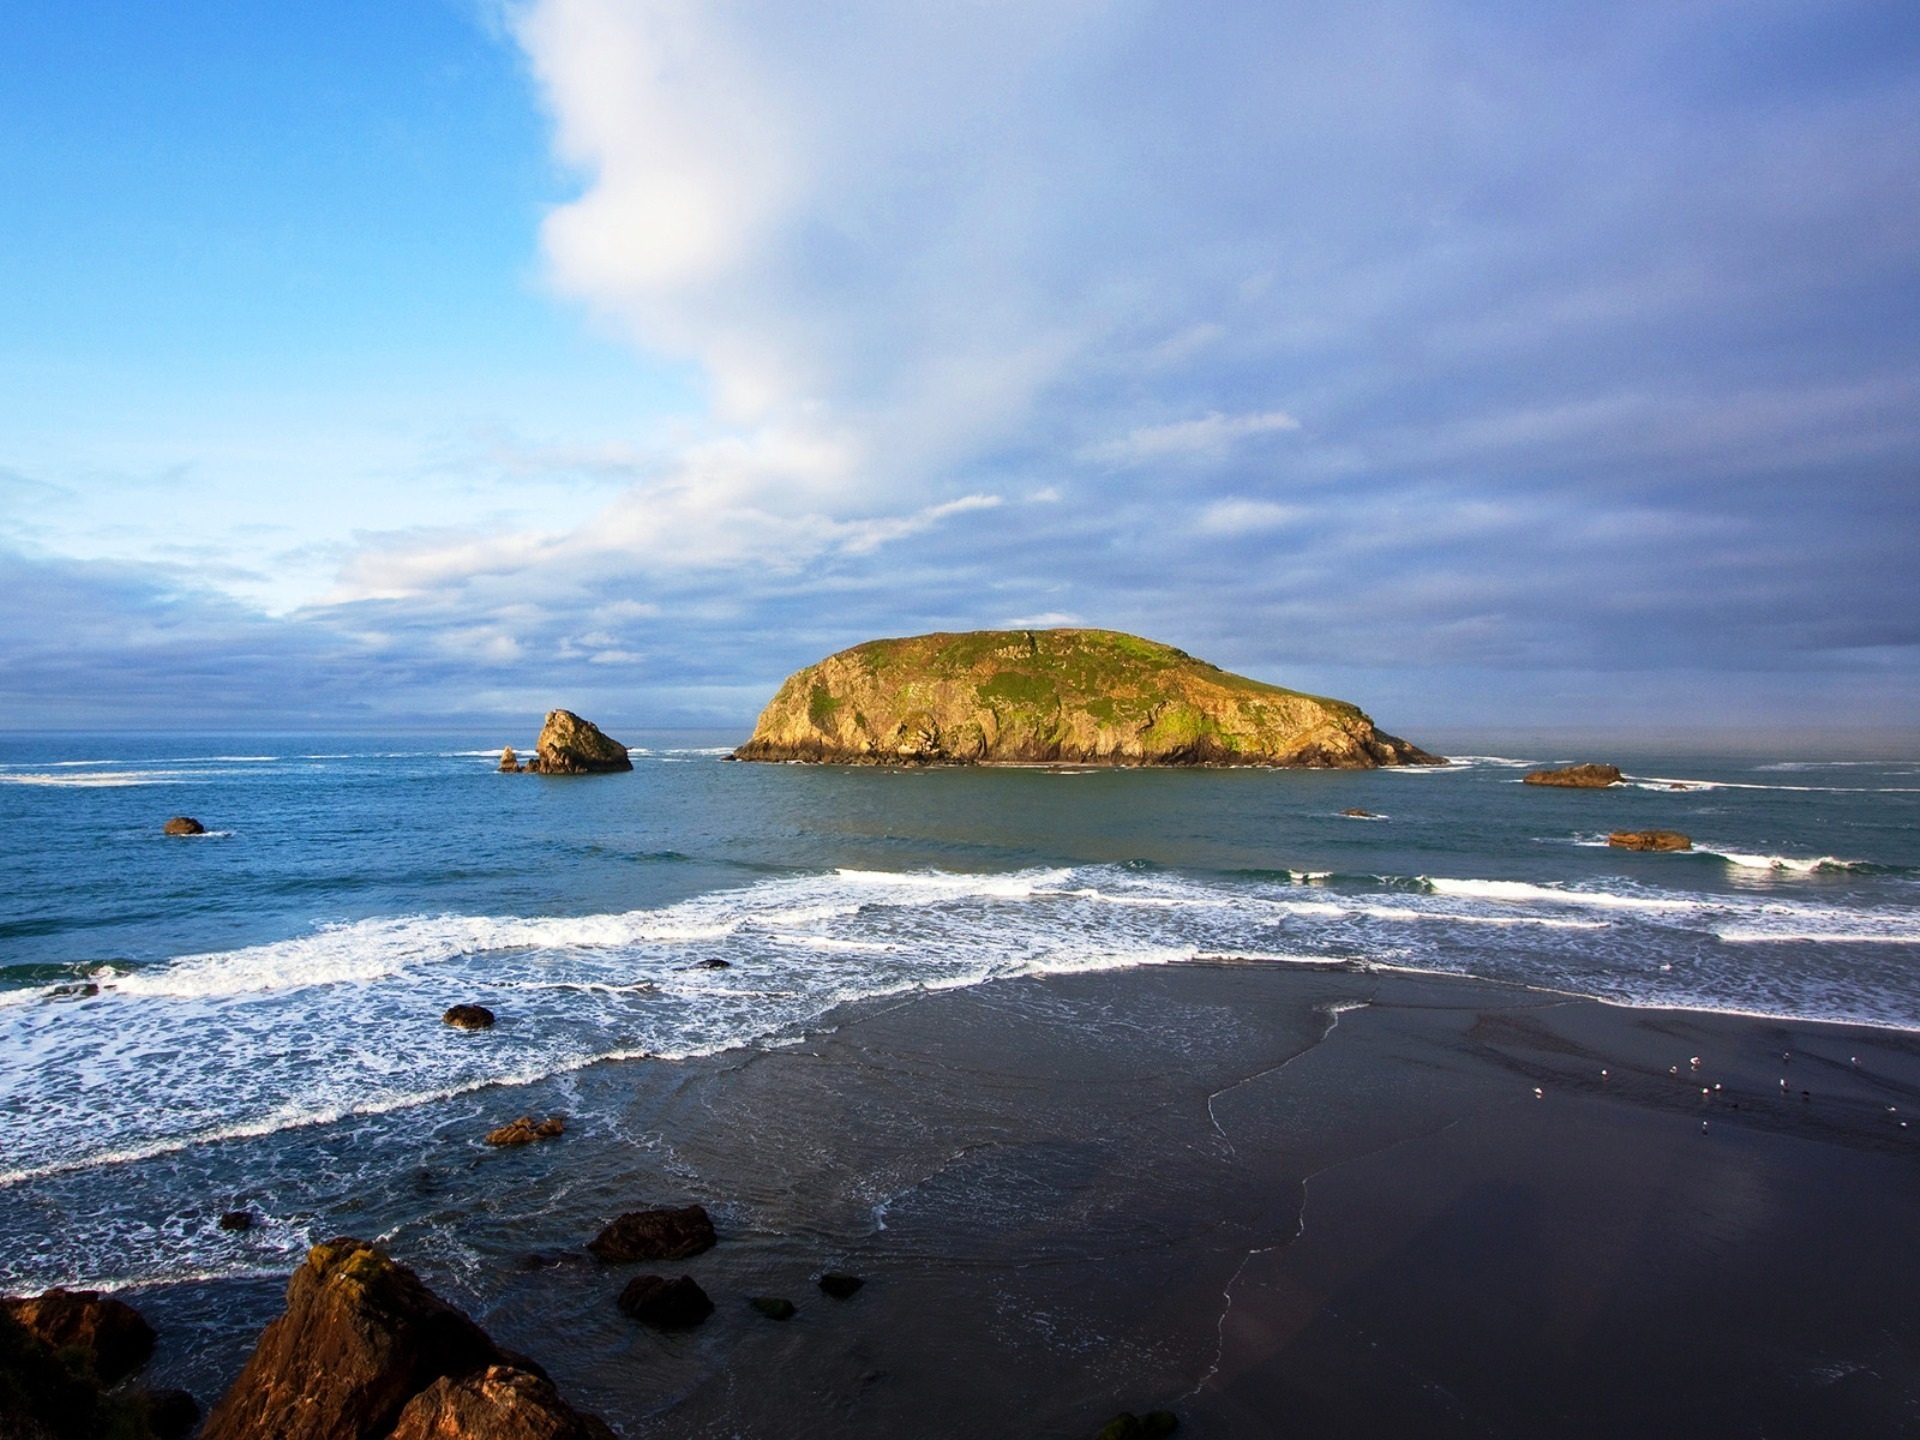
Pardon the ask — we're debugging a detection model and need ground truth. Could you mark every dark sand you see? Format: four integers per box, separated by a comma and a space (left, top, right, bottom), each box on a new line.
130, 964, 1920, 1438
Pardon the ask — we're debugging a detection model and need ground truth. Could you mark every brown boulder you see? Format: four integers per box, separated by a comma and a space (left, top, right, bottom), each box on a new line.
497, 748, 525, 774
2, 1287, 155, 1385
524, 712, 632, 776
443, 1005, 495, 1031
484, 1117, 565, 1148
1340, 807, 1378, 818
1609, 830, 1693, 852
586, 1206, 716, 1263
200, 1238, 512, 1440
386, 1366, 614, 1440
1, 1302, 154, 1440
1521, 763, 1623, 788
614, 1276, 713, 1329
162, 816, 206, 836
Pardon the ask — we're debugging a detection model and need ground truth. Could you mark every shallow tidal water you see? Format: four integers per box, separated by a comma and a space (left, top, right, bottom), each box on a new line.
2, 732, 1918, 1432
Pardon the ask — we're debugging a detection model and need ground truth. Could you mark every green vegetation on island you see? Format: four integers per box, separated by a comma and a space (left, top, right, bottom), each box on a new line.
733, 629, 1443, 768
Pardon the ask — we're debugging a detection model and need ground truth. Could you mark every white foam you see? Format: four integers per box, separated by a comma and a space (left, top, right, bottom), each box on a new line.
1703, 849, 1863, 874
1423, 877, 1695, 912
0, 771, 179, 788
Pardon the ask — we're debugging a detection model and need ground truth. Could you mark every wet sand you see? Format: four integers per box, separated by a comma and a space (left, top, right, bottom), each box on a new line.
131, 963, 1920, 1438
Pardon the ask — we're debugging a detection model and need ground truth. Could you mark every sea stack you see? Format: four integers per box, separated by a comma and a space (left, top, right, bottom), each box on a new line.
733, 629, 1442, 768
525, 711, 633, 774
1522, 763, 1624, 788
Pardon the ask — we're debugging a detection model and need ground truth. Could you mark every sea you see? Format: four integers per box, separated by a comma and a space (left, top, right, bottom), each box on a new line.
2, 730, 1917, 1309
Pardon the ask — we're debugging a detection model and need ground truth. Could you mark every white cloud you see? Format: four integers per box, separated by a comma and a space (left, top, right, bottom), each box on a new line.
1195, 499, 1305, 536
1082, 411, 1302, 467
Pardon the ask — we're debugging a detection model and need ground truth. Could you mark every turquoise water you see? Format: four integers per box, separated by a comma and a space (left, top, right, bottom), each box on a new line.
1, 732, 1917, 1294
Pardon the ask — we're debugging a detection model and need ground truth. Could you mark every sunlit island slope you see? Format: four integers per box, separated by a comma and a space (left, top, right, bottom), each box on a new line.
732, 629, 1445, 768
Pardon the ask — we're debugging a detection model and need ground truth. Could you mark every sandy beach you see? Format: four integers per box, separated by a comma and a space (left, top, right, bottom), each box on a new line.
119, 960, 1920, 1439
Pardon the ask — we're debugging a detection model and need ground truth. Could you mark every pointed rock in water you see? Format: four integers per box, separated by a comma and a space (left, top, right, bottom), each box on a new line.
733, 629, 1442, 768
817, 1272, 864, 1299
444, 1004, 496, 1030
162, 816, 206, 836
1522, 763, 1623, 788
386, 1365, 615, 1440
616, 1276, 714, 1329
485, 1116, 565, 1147
497, 746, 525, 773
587, 1205, 716, 1263
525, 711, 632, 775
1, 1287, 156, 1385
200, 1238, 527, 1440
1608, 829, 1692, 852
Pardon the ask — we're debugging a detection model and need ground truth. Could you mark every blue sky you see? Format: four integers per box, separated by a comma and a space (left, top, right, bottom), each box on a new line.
4, 0, 1918, 735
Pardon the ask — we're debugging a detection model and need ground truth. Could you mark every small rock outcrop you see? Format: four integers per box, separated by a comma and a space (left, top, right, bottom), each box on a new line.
1522, 763, 1624, 788
524, 712, 632, 775
586, 1206, 716, 1263
220, 1210, 255, 1232
484, 1117, 565, 1148
497, 748, 525, 774
1341, 807, 1378, 818
1609, 830, 1693, 852
615, 1276, 713, 1330
199, 1238, 603, 1440
162, 816, 206, 836
443, 1005, 496, 1031
1, 1300, 162, 1440
2, 1287, 156, 1385
143, 1389, 202, 1440
386, 1365, 614, 1440
748, 1297, 795, 1321
734, 629, 1442, 768
817, 1273, 864, 1299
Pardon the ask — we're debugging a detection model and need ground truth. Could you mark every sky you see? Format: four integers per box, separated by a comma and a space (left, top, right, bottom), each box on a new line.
3, 0, 1918, 736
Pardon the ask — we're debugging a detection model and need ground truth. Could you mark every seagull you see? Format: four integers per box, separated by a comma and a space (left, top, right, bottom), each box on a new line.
1690, 1056, 1702, 1069
1600, 1069, 1609, 1078
1780, 1079, 1789, 1091
1701, 1121, 1709, 1134
1851, 1056, 1860, 1066
1714, 1083, 1723, 1092
1670, 1065, 1680, 1076
1533, 1087, 1544, 1099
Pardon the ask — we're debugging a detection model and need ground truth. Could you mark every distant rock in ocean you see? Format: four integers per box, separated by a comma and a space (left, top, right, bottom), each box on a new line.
497, 746, 525, 773
733, 629, 1443, 768
587, 1205, 717, 1263
1522, 763, 1624, 788
523, 711, 633, 775
200, 1238, 610, 1440
1609, 829, 1692, 851
162, 816, 206, 836
485, 1115, 565, 1147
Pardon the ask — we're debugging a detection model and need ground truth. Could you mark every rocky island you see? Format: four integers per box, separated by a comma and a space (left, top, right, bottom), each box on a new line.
733, 629, 1442, 768
499, 710, 632, 775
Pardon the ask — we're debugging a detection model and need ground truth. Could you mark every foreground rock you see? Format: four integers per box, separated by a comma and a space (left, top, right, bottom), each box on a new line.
1522, 763, 1624, 788
733, 629, 1443, 768
485, 1116, 565, 1147
587, 1206, 716, 1263
202, 1238, 608, 1440
162, 816, 206, 836
1609, 830, 1693, 852
443, 1004, 495, 1030
616, 1276, 713, 1330
1096, 1411, 1180, 1440
387, 1366, 614, 1440
525, 711, 632, 775
2, 1286, 155, 1384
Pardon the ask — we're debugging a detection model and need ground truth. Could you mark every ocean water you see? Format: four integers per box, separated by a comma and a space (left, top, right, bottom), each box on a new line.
2, 731, 1917, 1304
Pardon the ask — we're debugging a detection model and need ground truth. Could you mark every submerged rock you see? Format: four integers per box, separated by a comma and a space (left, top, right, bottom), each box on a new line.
1522, 763, 1623, 788
734, 629, 1442, 768
219, 1210, 255, 1232
525, 711, 632, 775
443, 1004, 496, 1031
616, 1276, 714, 1330
162, 816, 206, 836
1609, 830, 1693, 852
1, 1286, 155, 1385
587, 1206, 716, 1263
386, 1365, 614, 1440
817, 1273, 864, 1299
1096, 1411, 1180, 1440
748, 1297, 796, 1321
485, 1116, 565, 1148
200, 1238, 521, 1440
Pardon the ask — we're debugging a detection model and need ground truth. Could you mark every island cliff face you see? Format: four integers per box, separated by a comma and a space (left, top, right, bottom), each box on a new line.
733, 629, 1443, 768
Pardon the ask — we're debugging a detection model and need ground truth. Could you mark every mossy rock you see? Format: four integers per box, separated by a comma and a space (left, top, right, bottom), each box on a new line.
734, 629, 1441, 769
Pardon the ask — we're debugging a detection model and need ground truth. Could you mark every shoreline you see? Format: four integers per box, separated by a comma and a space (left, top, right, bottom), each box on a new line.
90, 960, 1920, 1438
